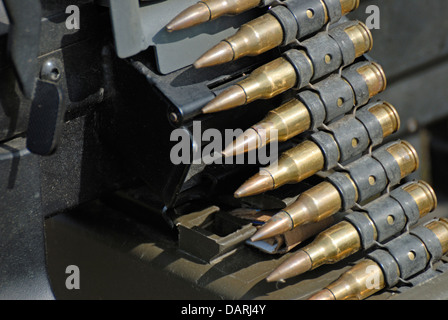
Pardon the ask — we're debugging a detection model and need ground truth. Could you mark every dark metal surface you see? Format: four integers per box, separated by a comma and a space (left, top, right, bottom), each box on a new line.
26, 80, 65, 155
3, 0, 41, 99
1, 0, 448, 300
390, 263, 448, 300
44, 192, 448, 300
0, 137, 54, 300
176, 206, 256, 263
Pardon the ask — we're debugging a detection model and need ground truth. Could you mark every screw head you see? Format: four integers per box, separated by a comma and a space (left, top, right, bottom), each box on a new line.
41, 59, 62, 82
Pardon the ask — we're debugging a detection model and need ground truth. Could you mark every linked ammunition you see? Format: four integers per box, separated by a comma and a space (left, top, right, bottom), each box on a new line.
222, 61, 387, 157
266, 181, 437, 282
309, 218, 448, 300
202, 20, 372, 113
233, 99, 398, 197
166, 0, 274, 32
195, 0, 360, 68
250, 140, 420, 242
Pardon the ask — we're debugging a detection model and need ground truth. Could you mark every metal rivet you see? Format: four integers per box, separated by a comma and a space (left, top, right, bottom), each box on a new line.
407, 118, 419, 133
307, 9, 315, 18
387, 215, 395, 225
169, 112, 179, 123
41, 59, 62, 82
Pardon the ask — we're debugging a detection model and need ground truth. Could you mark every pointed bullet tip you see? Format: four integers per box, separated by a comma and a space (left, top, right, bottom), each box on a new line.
266, 250, 313, 282
201, 103, 218, 114
249, 233, 269, 243
194, 41, 234, 69
265, 274, 284, 283
165, 3, 211, 32
234, 173, 274, 198
222, 128, 261, 158
221, 147, 233, 159
249, 235, 260, 242
202, 85, 247, 114
193, 61, 203, 69
250, 211, 294, 242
